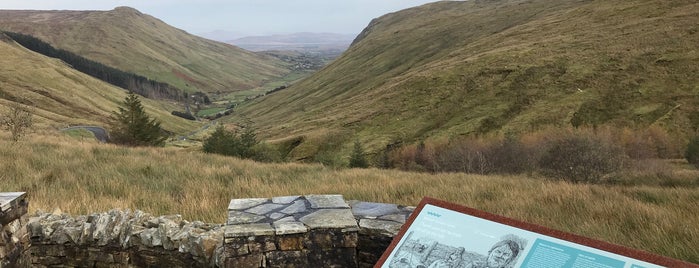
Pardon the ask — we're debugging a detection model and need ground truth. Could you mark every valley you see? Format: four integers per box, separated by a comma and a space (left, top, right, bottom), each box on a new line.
0, 0, 698, 265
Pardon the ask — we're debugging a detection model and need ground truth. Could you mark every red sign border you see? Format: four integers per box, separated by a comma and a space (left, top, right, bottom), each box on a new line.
375, 197, 697, 267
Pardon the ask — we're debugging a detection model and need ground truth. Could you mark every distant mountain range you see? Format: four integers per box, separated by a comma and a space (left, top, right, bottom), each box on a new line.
232, 0, 699, 159
227, 32, 356, 52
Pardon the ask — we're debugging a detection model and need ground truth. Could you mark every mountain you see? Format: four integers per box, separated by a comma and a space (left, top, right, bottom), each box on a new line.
229, 32, 355, 52
197, 30, 247, 42
0, 7, 290, 94
232, 0, 699, 158
0, 33, 199, 134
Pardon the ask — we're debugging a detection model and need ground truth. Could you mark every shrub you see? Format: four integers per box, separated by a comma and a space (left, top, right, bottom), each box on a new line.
538, 135, 625, 183
685, 136, 699, 168
1, 102, 33, 142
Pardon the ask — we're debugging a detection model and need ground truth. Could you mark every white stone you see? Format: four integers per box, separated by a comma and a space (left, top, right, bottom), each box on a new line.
224, 223, 274, 238
280, 200, 308, 215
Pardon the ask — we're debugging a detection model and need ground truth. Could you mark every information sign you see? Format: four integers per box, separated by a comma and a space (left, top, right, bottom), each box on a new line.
376, 197, 696, 268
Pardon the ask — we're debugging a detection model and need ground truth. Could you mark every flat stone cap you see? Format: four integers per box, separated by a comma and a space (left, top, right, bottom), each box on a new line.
225, 223, 275, 238
0, 192, 26, 212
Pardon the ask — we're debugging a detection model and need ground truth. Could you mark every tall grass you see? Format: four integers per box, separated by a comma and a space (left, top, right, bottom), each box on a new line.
0, 131, 697, 263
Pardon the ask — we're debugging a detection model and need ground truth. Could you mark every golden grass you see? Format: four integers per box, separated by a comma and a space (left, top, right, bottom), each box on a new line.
1, 132, 697, 263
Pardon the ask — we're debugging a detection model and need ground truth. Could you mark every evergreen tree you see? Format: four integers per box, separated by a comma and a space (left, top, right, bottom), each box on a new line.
349, 139, 369, 168
110, 92, 167, 146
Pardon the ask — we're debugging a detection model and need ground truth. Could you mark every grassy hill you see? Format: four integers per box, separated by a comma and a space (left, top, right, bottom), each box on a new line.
231, 0, 699, 159
0, 7, 290, 94
0, 133, 697, 263
0, 34, 199, 133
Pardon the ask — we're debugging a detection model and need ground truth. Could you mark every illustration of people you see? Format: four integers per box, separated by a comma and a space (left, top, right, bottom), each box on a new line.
465, 239, 520, 268
427, 247, 466, 268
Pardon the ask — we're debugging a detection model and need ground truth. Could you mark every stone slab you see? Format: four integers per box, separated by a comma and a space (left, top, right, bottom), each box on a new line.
0, 192, 26, 212
359, 219, 403, 237
306, 195, 349, 209
273, 222, 308, 235
280, 200, 308, 215
379, 214, 407, 224
227, 211, 266, 225
272, 196, 301, 204
246, 203, 285, 216
224, 223, 274, 238
299, 209, 357, 230
228, 198, 268, 211
351, 201, 400, 218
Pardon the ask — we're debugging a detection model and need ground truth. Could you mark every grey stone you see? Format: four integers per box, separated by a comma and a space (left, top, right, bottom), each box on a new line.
245, 203, 285, 215
280, 200, 308, 214
351, 201, 400, 218
227, 211, 267, 225
299, 209, 357, 230
274, 216, 296, 223
228, 198, 269, 210
379, 214, 407, 224
224, 223, 274, 238
273, 221, 308, 235
306, 194, 349, 209
269, 213, 286, 220
359, 219, 403, 237
272, 195, 301, 204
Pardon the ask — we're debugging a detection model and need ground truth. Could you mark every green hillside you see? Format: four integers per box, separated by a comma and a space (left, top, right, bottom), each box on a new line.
232, 0, 699, 158
0, 34, 199, 134
0, 7, 290, 94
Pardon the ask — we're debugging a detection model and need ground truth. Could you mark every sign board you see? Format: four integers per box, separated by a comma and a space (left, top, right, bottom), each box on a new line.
376, 197, 695, 268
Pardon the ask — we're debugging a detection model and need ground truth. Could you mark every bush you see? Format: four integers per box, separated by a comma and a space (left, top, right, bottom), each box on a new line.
539, 135, 625, 183
685, 136, 699, 168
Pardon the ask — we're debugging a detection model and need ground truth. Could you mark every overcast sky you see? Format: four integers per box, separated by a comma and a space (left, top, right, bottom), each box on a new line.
0, 0, 443, 36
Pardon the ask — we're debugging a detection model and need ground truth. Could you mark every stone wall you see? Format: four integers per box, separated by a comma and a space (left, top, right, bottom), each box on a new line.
1, 193, 411, 268
0, 192, 30, 267
25, 209, 224, 267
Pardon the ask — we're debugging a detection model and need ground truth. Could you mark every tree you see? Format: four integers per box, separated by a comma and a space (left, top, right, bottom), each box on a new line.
2, 103, 33, 142
202, 125, 260, 159
349, 139, 369, 168
109, 92, 166, 146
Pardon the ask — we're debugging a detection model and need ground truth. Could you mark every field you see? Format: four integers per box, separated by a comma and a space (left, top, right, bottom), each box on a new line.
1, 131, 697, 263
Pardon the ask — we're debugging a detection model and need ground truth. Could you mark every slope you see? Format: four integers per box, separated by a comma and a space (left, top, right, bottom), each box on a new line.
0, 7, 290, 94
232, 0, 699, 158
0, 34, 199, 134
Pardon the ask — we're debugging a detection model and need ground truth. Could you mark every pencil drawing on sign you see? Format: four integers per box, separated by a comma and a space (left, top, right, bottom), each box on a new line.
388, 232, 527, 268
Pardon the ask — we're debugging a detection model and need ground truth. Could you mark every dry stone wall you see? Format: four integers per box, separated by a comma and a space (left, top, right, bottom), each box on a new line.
0, 193, 412, 268
0, 192, 30, 267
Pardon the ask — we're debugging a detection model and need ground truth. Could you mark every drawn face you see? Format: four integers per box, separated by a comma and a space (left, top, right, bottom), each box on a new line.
487, 245, 513, 268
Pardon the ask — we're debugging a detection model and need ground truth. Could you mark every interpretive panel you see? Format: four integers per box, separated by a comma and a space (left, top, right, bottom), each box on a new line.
376, 197, 695, 268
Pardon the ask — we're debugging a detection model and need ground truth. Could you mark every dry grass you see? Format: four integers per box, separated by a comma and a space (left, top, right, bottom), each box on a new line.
0, 131, 697, 263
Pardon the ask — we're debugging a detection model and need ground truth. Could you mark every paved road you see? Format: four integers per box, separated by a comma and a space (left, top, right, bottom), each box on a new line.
60, 126, 109, 142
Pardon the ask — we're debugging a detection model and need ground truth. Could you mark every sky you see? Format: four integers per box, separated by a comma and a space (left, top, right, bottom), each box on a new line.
0, 0, 443, 36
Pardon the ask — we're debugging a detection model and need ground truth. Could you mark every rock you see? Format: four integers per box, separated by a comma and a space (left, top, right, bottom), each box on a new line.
306, 195, 349, 209
299, 209, 357, 230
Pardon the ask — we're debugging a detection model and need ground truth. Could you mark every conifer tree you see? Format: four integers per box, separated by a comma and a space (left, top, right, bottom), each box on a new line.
349, 139, 369, 168
110, 92, 166, 146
